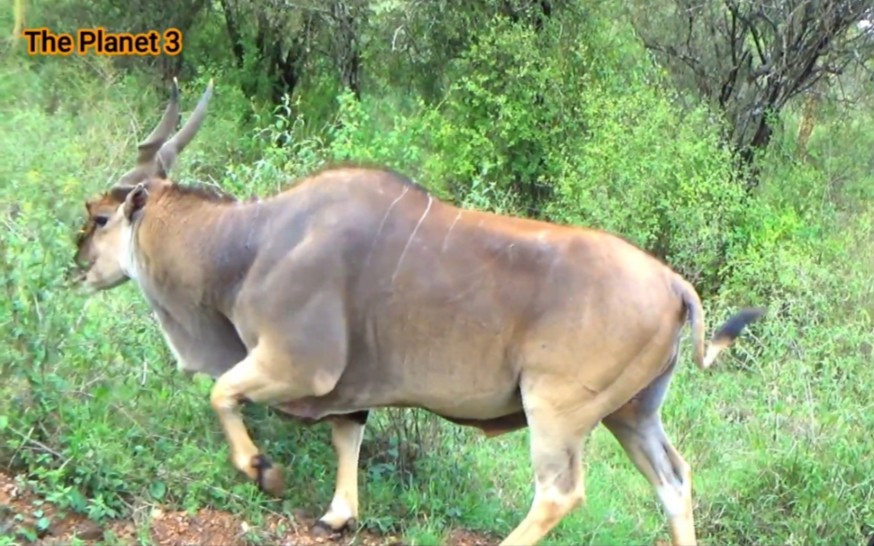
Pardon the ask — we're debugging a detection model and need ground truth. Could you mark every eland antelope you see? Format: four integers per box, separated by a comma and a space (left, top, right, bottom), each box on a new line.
73, 80, 764, 546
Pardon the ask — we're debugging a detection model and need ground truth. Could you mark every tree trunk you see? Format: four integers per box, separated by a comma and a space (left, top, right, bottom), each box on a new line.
796, 93, 819, 162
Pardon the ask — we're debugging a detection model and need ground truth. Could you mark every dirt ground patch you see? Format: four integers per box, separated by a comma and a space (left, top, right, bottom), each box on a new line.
0, 472, 496, 546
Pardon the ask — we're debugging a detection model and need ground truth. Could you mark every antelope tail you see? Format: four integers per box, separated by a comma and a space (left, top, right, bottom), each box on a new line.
671, 276, 765, 370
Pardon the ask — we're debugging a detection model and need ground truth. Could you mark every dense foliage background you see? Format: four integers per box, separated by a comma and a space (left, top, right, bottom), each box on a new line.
1, 1, 872, 544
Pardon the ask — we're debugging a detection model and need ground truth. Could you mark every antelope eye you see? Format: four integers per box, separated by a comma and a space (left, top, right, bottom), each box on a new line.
94, 216, 109, 227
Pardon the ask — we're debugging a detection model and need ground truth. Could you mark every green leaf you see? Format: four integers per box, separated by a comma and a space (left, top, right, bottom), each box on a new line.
149, 481, 166, 500
36, 517, 51, 532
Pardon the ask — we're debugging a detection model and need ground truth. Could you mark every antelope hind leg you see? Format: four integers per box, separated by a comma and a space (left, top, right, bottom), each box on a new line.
603, 405, 696, 546
498, 388, 599, 546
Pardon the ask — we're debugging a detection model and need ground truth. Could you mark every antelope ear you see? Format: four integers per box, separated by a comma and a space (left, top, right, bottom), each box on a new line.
109, 184, 135, 204
123, 183, 149, 221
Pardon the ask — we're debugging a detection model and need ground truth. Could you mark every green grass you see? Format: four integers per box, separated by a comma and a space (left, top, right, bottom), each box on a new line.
2, 53, 873, 546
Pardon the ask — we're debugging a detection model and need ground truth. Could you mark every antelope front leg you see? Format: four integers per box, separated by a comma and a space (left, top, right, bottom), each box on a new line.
210, 350, 318, 497
313, 413, 367, 534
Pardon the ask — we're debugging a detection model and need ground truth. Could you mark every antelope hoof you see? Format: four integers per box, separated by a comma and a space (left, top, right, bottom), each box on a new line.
251, 454, 284, 497
311, 518, 358, 537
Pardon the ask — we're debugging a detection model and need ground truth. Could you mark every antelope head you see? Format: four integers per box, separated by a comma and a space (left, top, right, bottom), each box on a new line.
73, 79, 214, 283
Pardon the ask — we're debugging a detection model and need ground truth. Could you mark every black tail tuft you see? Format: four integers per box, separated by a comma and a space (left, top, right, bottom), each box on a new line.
713, 307, 766, 342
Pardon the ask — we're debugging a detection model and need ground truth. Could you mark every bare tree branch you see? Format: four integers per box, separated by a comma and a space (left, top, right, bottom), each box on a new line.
629, 0, 874, 184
